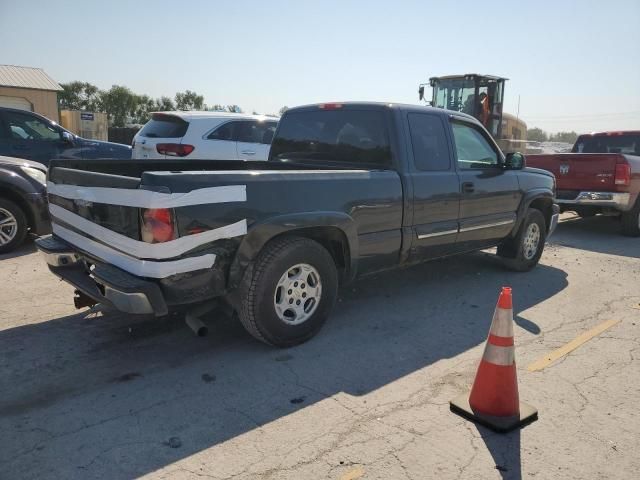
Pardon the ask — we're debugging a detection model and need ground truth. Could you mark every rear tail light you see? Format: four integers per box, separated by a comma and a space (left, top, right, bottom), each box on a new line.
141, 208, 175, 243
614, 162, 631, 186
156, 143, 195, 157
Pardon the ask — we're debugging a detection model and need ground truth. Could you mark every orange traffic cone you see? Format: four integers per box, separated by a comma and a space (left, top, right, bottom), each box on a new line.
450, 287, 538, 432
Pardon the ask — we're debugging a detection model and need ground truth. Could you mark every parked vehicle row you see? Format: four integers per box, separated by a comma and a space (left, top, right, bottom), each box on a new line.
527, 131, 640, 236
132, 112, 278, 161
37, 102, 558, 346
0, 107, 131, 165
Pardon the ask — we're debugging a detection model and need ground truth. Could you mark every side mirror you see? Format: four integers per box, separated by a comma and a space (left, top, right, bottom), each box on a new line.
418, 85, 425, 101
61, 131, 75, 145
504, 152, 526, 170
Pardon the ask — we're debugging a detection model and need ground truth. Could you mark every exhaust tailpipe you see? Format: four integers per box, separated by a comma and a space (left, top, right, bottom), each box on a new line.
185, 313, 208, 337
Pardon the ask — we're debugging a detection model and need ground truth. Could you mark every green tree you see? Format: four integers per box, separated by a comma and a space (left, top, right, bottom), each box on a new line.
154, 96, 175, 111
175, 90, 204, 110
59, 81, 101, 111
549, 131, 579, 144
209, 104, 226, 111
99, 85, 138, 126
278, 106, 288, 116
226, 104, 243, 113
132, 95, 156, 124
527, 127, 547, 142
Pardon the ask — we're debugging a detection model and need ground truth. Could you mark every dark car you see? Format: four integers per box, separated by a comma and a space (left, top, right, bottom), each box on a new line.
0, 107, 131, 166
0, 155, 51, 253
37, 102, 559, 346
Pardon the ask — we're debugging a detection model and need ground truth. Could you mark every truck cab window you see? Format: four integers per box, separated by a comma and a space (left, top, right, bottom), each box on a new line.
451, 122, 498, 169
4, 112, 60, 141
270, 110, 391, 166
408, 113, 450, 171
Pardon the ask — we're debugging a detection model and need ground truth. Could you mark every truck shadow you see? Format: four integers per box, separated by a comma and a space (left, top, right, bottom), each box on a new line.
0, 237, 36, 261
0, 252, 567, 478
550, 214, 639, 258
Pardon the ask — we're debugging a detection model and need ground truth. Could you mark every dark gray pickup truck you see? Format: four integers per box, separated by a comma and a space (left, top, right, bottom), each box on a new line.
36, 102, 559, 346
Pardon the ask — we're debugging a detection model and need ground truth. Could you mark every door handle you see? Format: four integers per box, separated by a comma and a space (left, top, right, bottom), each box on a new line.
241, 150, 256, 155
462, 182, 475, 193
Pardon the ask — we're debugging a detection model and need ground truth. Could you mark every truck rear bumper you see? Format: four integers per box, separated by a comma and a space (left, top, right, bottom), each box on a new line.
36, 235, 168, 316
557, 191, 630, 210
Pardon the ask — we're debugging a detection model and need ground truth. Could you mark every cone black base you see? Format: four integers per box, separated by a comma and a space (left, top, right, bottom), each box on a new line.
450, 394, 538, 433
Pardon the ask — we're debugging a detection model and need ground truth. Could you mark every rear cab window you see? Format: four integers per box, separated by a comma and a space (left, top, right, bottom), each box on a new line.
139, 114, 189, 138
573, 134, 640, 155
270, 107, 392, 167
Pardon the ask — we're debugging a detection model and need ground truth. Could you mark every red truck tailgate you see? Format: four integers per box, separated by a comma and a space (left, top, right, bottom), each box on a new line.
527, 153, 619, 192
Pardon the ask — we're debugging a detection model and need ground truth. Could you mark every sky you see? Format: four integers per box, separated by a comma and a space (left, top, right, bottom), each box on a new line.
1, 0, 639, 133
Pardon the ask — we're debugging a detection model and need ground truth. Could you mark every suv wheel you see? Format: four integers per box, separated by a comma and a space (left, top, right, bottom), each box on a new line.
0, 199, 28, 254
620, 198, 640, 237
498, 208, 547, 272
238, 236, 338, 347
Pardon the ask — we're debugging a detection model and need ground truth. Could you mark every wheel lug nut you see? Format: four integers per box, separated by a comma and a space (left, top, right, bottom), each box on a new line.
288, 289, 292, 294
294, 282, 298, 287
302, 293, 306, 298
289, 299, 293, 304
296, 300, 301, 305
301, 283, 305, 288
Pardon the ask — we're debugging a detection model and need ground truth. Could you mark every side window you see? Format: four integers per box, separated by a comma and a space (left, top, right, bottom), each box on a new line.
408, 113, 450, 171
3, 112, 61, 141
207, 121, 237, 141
237, 121, 278, 144
451, 122, 498, 169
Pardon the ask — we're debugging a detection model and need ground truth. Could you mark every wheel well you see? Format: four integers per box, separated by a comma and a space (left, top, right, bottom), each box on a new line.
269, 227, 350, 281
0, 189, 32, 229
529, 197, 553, 231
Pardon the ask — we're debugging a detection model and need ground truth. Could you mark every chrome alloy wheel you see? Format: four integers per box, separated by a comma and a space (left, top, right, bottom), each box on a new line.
0, 208, 18, 246
274, 263, 322, 325
522, 223, 541, 260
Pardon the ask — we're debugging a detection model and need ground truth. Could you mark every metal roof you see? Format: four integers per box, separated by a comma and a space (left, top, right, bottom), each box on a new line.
0, 65, 62, 91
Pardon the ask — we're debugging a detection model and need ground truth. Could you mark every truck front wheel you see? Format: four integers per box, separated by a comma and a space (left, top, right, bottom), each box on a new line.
238, 236, 338, 347
497, 208, 547, 272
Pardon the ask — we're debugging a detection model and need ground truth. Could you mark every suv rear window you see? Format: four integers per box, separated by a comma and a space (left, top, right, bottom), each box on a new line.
139, 114, 188, 138
573, 134, 640, 155
270, 109, 391, 166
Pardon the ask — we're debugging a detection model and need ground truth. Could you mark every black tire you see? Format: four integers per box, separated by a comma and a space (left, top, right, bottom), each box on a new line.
238, 236, 338, 347
0, 199, 28, 254
498, 208, 547, 272
620, 198, 640, 237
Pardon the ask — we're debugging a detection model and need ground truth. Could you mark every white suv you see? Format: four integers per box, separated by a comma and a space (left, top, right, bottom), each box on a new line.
132, 112, 278, 160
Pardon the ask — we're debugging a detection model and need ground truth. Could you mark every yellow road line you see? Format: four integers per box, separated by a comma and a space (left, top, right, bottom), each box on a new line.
527, 319, 621, 372
340, 466, 365, 480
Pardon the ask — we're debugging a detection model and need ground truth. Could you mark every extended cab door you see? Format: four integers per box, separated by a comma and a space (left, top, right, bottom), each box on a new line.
407, 112, 461, 260
450, 119, 521, 249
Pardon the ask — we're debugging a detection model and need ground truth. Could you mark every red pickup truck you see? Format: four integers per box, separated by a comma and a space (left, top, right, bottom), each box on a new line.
527, 131, 640, 236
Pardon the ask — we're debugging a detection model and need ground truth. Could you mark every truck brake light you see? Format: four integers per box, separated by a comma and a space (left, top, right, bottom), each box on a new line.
614, 163, 631, 186
156, 143, 195, 157
318, 103, 343, 110
141, 208, 175, 243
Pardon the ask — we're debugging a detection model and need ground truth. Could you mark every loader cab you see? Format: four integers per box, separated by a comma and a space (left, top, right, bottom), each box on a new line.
420, 74, 507, 140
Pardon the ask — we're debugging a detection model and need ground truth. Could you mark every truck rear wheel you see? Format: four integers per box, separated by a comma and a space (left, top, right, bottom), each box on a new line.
620, 198, 640, 237
0, 199, 28, 254
498, 208, 547, 272
238, 236, 338, 347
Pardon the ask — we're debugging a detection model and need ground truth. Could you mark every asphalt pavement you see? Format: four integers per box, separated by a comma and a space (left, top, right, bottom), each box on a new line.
0, 213, 638, 479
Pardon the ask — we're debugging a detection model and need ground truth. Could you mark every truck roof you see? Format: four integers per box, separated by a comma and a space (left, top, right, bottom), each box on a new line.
285, 101, 479, 122
582, 130, 640, 137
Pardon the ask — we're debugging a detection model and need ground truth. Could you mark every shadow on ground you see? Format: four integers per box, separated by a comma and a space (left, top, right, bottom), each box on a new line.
0, 237, 36, 260
550, 214, 639, 258
0, 251, 567, 478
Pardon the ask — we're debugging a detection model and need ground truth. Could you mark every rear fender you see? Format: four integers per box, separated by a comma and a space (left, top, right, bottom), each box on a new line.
228, 212, 358, 289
